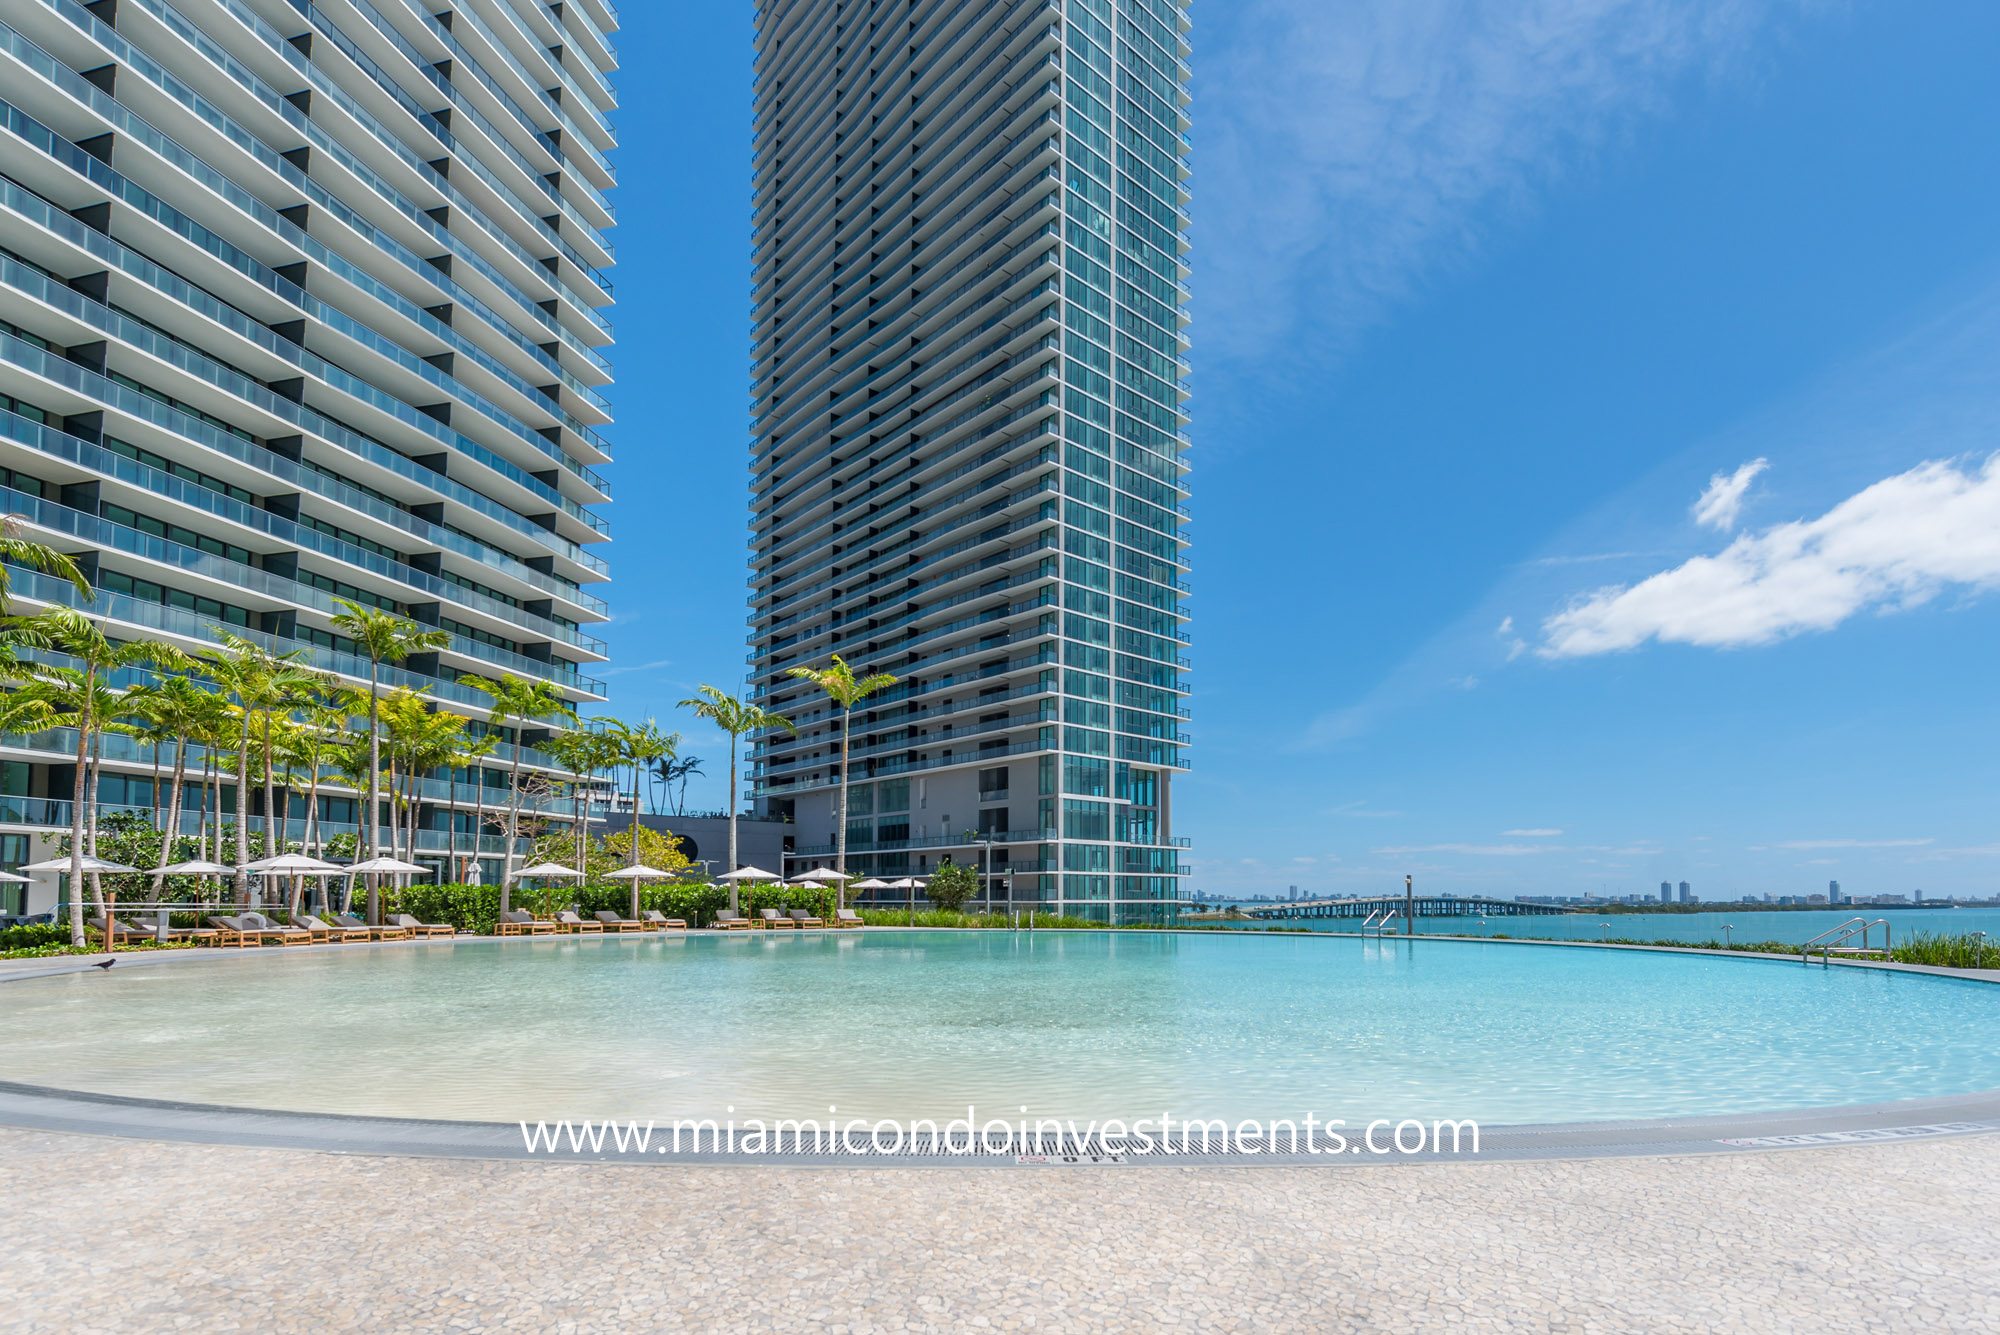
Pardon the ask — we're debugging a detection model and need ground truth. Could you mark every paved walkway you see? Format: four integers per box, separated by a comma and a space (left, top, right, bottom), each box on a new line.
3, 1126, 1995, 1332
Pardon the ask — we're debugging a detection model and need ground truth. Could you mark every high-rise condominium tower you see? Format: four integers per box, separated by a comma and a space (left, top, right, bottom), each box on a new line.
0, 0, 616, 912
748, 0, 1192, 923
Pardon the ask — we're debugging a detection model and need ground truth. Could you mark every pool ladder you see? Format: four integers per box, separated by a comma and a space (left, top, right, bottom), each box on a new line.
1800, 917, 1892, 966
1361, 909, 1400, 938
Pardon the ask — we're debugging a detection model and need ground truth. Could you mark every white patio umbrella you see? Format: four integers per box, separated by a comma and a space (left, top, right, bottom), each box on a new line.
887, 876, 927, 923
245, 854, 342, 873
604, 863, 672, 918
23, 855, 138, 874
715, 866, 778, 882
508, 861, 582, 919
849, 877, 891, 891
796, 866, 850, 881
0, 869, 30, 884
789, 878, 824, 890
346, 856, 430, 874
153, 859, 234, 877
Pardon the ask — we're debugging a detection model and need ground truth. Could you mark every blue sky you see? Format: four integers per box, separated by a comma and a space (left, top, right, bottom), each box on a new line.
603, 1, 2000, 901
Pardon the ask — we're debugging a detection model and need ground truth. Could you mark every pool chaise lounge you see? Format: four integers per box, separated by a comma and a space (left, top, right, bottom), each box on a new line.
116, 918, 221, 944
299, 915, 374, 944
834, 909, 864, 929
497, 910, 556, 936
711, 910, 753, 930
332, 914, 412, 942
788, 909, 827, 929
640, 910, 688, 931
593, 911, 646, 933
205, 914, 310, 947
554, 911, 604, 934
758, 909, 796, 929
391, 914, 457, 940
88, 918, 151, 946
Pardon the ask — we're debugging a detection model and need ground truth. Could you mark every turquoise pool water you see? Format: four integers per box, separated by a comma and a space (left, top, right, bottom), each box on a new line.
2, 931, 1995, 1125
1230, 907, 2000, 945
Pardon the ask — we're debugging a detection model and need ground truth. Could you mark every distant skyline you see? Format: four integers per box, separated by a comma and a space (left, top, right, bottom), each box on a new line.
605, 1, 2000, 900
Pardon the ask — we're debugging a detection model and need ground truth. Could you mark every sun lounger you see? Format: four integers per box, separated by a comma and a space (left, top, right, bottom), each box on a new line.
640, 909, 688, 931
391, 913, 457, 939
300, 914, 373, 943
497, 909, 556, 936
205, 915, 261, 948
554, 910, 604, 933
593, 910, 645, 933
88, 917, 149, 946
333, 913, 411, 941
242, 912, 314, 946
711, 909, 754, 930
834, 909, 865, 929
788, 909, 827, 929
759, 908, 797, 929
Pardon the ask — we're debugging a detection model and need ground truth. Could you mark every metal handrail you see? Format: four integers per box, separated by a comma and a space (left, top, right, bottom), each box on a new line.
1800, 917, 1892, 967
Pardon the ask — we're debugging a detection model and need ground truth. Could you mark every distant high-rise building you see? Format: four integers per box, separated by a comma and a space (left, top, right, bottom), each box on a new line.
1915, 889, 1925, 904
1660, 880, 1672, 902
1829, 879, 1842, 905
748, 0, 1195, 924
1677, 880, 1691, 903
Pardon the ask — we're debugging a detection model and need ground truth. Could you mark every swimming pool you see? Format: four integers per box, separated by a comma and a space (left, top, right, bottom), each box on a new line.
3, 932, 1995, 1125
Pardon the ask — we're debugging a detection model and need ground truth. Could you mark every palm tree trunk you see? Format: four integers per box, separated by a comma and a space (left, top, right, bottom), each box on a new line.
366, 660, 381, 862
234, 712, 252, 905
835, 707, 851, 907
155, 743, 186, 878
87, 727, 108, 917
261, 712, 278, 858
627, 761, 641, 859
64, 683, 92, 948
470, 769, 485, 889
726, 732, 740, 913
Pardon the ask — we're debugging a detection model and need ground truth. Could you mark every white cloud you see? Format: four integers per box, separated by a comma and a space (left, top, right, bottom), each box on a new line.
1691, 457, 1769, 530
1202, 0, 1804, 366
1772, 838, 1934, 850
1540, 452, 2000, 657
1502, 828, 1564, 838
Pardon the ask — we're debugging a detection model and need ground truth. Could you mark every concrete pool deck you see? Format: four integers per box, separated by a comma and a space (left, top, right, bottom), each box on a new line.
3, 1122, 1994, 1331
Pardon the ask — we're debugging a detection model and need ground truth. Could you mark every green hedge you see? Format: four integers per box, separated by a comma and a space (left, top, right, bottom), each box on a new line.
385, 881, 732, 933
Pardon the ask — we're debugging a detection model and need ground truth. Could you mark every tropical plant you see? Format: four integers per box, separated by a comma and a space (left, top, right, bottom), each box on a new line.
461, 672, 576, 910
201, 631, 323, 903
781, 656, 895, 901
544, 725, 620, 876
606, 718, 678, 851
925, 862, 978, 912
0, 514, 90, 614
11, 607, 189, 945
678, 684, 796, 910
653, 753, 704, 817
328, 600, 449, 868
127, 675, 216, 878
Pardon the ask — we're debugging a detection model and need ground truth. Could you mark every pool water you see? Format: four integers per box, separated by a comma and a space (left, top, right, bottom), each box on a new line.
3, 931, 1995, 1125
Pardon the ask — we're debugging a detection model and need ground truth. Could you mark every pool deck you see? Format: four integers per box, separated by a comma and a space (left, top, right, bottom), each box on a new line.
4, 1122, 1994, 1331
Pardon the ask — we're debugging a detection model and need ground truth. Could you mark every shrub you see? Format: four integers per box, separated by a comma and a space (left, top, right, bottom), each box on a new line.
388, 883, 505, 936
0, 922, 67, 951
924, 863, 977, 912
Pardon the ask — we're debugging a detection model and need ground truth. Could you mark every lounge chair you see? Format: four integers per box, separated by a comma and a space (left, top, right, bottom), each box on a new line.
333, 913, 411, 942
242, 912, 314, 946
88, 917, 149, 946
788, 909, 827, 929
554, 910, 604, 934
834, 908, 865, 929
300, 914, 373, 944
711, 909, 754, 931
134, 918, 221, 945
640, 909, 688, 931
759, 908, 797, 929
391, 913, 457, 940
592, 910, 645, 933
496, 909, 555, 936
205, 915, 261, 948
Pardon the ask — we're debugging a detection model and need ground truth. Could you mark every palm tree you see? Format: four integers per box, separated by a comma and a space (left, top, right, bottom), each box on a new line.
129, 676, 214, 877
0, 514, 91, 613
277, 698, 350, 872
679, 685, 795, 910
446, 730, 500, 885
544, 726, 618, 876
654, 754, 704, 817
11, 607, 188, 945
201, 632, 323, 902
328, 600, 449, 866
461, 672, 575, 910
783, 657, 896, 900
607, 718, 677, 856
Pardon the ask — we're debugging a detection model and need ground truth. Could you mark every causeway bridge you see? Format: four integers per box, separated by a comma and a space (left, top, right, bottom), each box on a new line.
1243, 895, 1568, 921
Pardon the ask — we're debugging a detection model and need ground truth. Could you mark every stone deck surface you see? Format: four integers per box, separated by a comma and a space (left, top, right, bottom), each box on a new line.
3, 1126, 1995, 1332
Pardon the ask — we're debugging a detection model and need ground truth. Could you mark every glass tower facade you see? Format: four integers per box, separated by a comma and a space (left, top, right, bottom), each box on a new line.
0, 0, 616, 911
748, 0, 1191, 923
